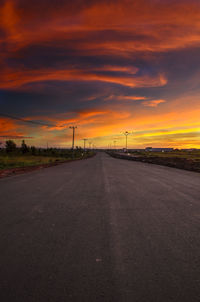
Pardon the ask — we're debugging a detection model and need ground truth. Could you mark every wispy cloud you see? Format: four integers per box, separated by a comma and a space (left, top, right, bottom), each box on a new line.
142, 99, 166, 107
104, 95, 147, 101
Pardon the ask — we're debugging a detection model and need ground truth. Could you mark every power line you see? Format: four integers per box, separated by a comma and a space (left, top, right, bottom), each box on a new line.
0, 113, 55, 127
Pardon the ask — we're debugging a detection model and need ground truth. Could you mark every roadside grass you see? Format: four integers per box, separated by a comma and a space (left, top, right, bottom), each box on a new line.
0, 151, 95, 170
0, 155, 66, 170
109, 150, 200, 173
131, 150, 200, 161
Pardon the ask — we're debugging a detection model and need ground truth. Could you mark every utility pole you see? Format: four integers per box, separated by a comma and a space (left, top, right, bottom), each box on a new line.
89, 141, 92, 149
113, 140, 117, 150
69, 126, 77, 149
83, 138, 88, 151
123, 131, 131, 151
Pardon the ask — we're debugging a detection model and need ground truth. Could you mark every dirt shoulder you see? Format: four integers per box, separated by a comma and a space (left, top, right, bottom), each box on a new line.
108, 152, 200, 173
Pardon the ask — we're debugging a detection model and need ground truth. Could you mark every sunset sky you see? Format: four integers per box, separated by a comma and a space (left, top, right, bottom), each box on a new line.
0, 0, 200, 148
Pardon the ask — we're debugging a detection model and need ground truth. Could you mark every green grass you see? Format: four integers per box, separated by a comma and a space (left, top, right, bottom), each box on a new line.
0, 155, 66, 170
0, 151, 95, 170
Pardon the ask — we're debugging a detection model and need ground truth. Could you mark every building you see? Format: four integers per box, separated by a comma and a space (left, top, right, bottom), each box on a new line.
145, 147, 174, 152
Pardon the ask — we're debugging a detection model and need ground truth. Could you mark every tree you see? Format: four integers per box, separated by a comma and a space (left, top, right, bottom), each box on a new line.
6, 140, 17, 153
30, 146, 36, 155
21, 140, 29, 154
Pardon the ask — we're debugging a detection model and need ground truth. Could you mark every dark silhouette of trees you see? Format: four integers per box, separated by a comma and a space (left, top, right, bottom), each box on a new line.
5, 140, 17, 153
30, 146, 36, 155
1, 140, 93, 160
21, 140, 29, 154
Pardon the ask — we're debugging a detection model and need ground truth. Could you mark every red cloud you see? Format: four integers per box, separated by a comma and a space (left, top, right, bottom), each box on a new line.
1, 0, 199, 91
1, 0, 200, 53
0, 67, 167, 89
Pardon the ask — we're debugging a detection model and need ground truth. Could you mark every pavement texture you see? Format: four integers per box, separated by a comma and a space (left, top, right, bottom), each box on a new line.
0, 152, 200, 302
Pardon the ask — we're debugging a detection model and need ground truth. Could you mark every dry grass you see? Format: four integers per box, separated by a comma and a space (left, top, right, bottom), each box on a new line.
0, 155, 65, 170
131, 150, 200, 161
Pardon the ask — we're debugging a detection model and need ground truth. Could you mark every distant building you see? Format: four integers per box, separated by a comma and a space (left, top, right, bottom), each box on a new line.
145, 147, 174, 152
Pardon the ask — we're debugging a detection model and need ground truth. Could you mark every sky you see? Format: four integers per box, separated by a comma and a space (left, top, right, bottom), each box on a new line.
0, 0, 200, 149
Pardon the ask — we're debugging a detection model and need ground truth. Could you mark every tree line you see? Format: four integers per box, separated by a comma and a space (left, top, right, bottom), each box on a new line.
0, 140, 87, 158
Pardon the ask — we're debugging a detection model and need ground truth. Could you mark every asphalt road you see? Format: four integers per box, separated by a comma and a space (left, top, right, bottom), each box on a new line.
0, 152, 200, 302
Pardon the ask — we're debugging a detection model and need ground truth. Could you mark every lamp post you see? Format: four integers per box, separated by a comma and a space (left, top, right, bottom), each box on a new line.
83, 138, 87, 151
123, 131, 131, 151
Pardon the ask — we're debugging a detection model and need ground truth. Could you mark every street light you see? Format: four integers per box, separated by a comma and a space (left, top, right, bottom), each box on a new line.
123, 131, 131, 151
83, 138, 88, 151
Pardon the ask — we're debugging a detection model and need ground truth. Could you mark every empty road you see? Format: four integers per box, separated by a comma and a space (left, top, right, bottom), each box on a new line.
0, 152, 200, 302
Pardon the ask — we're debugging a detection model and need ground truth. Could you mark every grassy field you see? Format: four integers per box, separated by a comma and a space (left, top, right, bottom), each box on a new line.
0, 150, 96, 170
131, 150, 200, 161
0, 155, 67, 170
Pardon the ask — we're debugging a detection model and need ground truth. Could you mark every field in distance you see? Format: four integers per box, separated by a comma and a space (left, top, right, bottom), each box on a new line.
130, 150, 200, 160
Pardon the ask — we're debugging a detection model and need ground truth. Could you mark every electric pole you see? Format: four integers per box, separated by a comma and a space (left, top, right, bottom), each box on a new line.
69, 126, 77, 149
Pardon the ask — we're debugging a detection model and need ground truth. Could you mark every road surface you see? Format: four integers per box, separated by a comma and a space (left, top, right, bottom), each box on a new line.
0, 152, 200, 302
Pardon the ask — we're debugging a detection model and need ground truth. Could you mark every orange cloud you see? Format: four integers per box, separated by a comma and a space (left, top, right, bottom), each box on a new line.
0, 117, 17, 132
104, 95, 147, 101
1, 1, 200, 54
1, 104, 200, 148
0, 67, 167, 89
0, 117, 27, 139
142, 99, 166, 107
0, 1, 19, 38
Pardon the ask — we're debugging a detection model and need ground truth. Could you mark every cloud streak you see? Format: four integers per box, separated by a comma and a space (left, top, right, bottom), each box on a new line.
142, 99, 166, 107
